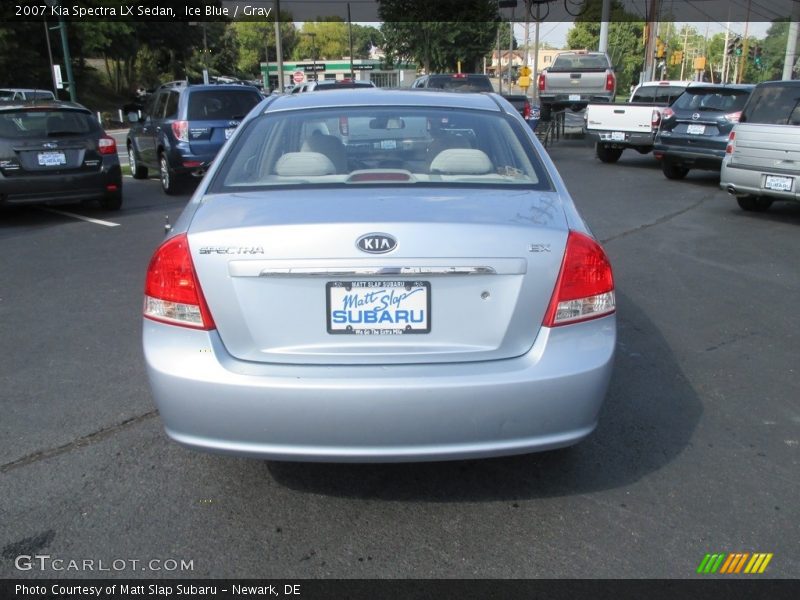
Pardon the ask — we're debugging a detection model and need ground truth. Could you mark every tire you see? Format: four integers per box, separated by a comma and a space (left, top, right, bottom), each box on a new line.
128, 143, 148, 179
596, 144, 623, 163
662, 159, 689, 180
736, 195, 773, 212
99, 190, 122, 211
159, 153, 182, 195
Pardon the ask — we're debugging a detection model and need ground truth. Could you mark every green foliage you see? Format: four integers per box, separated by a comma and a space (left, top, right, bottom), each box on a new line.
378, 0, 499, 72
234, 13, 297, 76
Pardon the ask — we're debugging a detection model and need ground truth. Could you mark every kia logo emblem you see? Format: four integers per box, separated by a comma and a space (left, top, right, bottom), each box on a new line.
692, 113, 700, 120
356, 233, 397, 254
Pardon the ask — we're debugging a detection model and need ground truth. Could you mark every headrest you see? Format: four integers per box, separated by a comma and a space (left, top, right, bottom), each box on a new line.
429, 149, 493, 175
275, 152, 336, 177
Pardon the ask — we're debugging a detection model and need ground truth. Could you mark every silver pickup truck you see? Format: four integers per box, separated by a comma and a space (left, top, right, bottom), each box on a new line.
721, 80, 800, 212
537, 51, 615, 120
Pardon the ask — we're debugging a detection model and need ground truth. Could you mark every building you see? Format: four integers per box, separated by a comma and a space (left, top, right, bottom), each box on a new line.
261, 59, 417, 90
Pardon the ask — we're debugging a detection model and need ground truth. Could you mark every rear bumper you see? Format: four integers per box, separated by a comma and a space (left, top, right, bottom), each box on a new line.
0, 162, 121, 206
721, 162, 799, 201
165, 144, 217, 176
540, 94, 613, 107
587, 130, 654, 148
143, 315, 616, 462
653, 140, 725, 169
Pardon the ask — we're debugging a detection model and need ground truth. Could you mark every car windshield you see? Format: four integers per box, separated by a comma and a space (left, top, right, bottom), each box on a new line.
632, 85, 685, 104
0, 109, 98, 138
211, 106, 551, 191
673, 88, 750, 113
425, 77, 493, 92
551, 55, 608, 71
186, 90, 261, 120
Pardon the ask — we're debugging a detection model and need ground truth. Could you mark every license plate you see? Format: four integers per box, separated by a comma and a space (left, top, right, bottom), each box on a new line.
686, 124, 705, 135
611, 131, 625, 141
568, 94, 581, 101
224, 127, 235, 139
327, 280, 430, 335
37, 151, 66, 166
764, 175, 793, 192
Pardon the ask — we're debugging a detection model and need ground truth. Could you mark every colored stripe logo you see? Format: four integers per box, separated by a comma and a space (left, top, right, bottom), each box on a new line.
697, 553, 773, 574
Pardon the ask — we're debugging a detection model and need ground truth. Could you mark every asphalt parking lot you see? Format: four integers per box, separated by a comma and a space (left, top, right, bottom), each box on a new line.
1, 136, 798, 579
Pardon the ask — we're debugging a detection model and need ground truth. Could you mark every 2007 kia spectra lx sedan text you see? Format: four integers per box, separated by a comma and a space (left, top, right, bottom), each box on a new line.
142, 89, 616, 462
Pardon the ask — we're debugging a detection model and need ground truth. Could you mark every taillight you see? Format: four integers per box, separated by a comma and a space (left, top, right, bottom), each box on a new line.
661, 107, 674, 120
725, 131, 736, 154
523, 100, 531, 119
724, 111, 741, 123
651, 109, 661, 129
98, 135, 116, 155
538, 73, 546, 91
605, 72, 615, 92
171, 120, 189, 143
144, 233, 215, 330
543, 231, 615, 327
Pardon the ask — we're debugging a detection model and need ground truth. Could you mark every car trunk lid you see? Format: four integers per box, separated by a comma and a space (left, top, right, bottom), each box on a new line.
188, 188, 568, 365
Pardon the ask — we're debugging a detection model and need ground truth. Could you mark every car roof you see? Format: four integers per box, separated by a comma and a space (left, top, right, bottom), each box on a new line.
0, 100, 90, 112
684, 83, 755, 91
262, 88, 505, 113
635, 80, 692, 88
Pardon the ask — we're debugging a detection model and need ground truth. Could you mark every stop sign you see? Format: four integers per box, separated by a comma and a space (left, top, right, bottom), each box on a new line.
292, 71, 304, 84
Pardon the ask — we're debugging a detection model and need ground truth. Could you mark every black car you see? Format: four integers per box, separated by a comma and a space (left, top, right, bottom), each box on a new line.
294, 80, 376, 93
126, 82, 262, 194
653, 83, 754, 180
0, 101, 122, 210
411, 73, 495, 93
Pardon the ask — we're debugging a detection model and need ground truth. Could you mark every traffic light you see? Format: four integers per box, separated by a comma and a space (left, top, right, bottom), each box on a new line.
726, 35, 741, 56
754, 45, 763, 67
671, 51, 683, 65
655, 39, 666, 59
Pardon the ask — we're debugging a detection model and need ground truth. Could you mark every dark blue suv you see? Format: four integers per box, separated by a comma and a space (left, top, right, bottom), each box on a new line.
126, 82, 262, 194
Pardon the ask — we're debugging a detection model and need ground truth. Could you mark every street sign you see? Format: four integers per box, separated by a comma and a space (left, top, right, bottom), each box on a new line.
517, 76, 531, 88
53, 65, 63, 89
292, 71, 304, 84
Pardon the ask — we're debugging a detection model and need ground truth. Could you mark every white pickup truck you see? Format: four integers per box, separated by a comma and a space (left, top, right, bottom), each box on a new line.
585, 81, 690, 163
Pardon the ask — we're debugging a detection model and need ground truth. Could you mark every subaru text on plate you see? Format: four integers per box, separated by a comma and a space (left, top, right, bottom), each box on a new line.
142, 90, 616, 462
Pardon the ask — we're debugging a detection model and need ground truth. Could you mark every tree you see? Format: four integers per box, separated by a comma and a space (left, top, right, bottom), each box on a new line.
378, 0, 499, 73
294, 20, 350, 61
760, 20, 789, 81
234, 13, 297, 77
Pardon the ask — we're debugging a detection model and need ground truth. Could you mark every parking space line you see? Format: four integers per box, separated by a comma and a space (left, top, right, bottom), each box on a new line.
39, 207, 121, 227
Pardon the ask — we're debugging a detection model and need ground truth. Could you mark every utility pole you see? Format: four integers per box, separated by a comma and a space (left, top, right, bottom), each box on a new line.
347, 2, 354, 78
783, 3, 800, 80
598, 0, 611, 54
508, 6, 515, 91
43, 18, 58, 94
643, 0, 661, 82
532, 3, 541, 101
738, 0, 751, 83
721, 24, 730, 83
274, 0, 284, 91
679, 26, 689, 80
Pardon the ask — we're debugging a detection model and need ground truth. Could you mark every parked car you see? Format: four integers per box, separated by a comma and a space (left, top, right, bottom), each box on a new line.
653, 84, 754, 179
126, 81, 262, 195
585, 80, 691, 163
537, 51, 616, 120
0, 88, 56, 102
294, 79, 376, 93
721, 80, 800, 211
142, 89, 616, 462
411, 73, 535, 124
0, 100, 122, 210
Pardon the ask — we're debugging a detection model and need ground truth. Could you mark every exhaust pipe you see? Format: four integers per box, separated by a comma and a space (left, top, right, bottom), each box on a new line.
726, 185, 737, 195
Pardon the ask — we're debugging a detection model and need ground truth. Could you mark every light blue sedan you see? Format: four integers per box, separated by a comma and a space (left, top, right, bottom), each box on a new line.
142, 89, 616, 462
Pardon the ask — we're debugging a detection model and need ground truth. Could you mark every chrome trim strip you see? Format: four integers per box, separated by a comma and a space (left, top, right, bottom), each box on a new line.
256, 266, 497, 277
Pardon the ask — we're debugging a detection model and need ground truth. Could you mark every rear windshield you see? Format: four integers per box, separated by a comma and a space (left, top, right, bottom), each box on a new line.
210, 106, 552, 192
312, 82, 375, 91
672, 88, 751, 113
550, 54, 609, 72
0, 109, 98, 139
742, 85, 800, 125
631, 85, 685, 104
187, 90, 261, 121
425, 76, 494, 92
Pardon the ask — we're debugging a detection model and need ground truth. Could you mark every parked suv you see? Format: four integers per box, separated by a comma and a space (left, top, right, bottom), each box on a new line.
654, 84, 753, 180
720, 80, 800, 211
0, 100, 122, 210
126, 82, 262, 194
411, 73, 494, 92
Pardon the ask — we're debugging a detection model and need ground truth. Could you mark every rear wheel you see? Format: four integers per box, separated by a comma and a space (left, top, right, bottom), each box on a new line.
662, 159, 689, 180
596, 144, 623, 163
159, 153, 182, 195
128, 144, 148, 179
736, 195, 773, 212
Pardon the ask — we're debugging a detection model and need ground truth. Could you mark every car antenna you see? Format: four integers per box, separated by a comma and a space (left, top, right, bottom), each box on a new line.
164, 215, 172, 235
